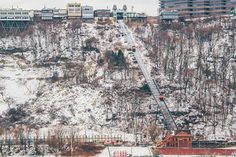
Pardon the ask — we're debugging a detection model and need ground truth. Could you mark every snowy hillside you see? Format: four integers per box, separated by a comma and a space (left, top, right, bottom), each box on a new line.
0, 20, 155, 146
0, 17, 236, 149
130, 17, 236, 140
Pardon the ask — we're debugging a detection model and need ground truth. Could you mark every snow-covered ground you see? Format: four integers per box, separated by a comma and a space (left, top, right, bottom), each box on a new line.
126, 17, 236, 141
0, 17, 236, 157
97, 146, 153, 157
0, 21, 153, 148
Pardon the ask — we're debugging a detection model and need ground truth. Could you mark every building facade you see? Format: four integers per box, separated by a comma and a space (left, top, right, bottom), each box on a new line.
0, 9, 32, 21
81, 6, 94, 19
41, 8, 53, 20
0, 8, 33, 32
160, 0, 236, 18
67, 3, 81, 19
53, 9, 67, 19
166, 131, 193, 148
126, 12, 147, 22
160, 11, 179, 21
112, 5, 128, 21
94, 9, 111, 20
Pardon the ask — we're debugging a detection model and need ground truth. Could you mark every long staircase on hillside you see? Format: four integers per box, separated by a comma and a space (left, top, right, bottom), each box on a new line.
118, 20, 178, 130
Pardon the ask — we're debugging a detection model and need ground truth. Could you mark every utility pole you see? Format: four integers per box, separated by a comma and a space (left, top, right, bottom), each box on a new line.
70, 136, 73, 156
70, 128, 74, 156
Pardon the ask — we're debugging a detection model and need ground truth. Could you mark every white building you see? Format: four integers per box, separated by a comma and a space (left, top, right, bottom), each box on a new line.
81, 6, 94, 19
53, 9, 67, 19
0, 9, 32, 21
41, 8, 53, 20
112, 5, 127, 21
67, 3, 81, 19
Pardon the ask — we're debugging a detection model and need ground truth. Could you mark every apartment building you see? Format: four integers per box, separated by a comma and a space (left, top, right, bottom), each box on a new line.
41, 8, 53, 20
112, 5, 128, 21
81, 6, 94, 19
94, 9, 111, 20
67, 2, 81, 19
160, 0, 236, 18
53, 9, 67, 19
0, 9, 32, 21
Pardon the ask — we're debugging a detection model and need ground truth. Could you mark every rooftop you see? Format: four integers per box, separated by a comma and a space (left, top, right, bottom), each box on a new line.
175, 131, 193, 137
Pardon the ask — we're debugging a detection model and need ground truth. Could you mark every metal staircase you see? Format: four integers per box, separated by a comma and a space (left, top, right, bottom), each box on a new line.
118, 20, 178, 130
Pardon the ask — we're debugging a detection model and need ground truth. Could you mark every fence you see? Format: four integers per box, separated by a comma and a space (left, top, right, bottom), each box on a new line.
0, 134, 123, 146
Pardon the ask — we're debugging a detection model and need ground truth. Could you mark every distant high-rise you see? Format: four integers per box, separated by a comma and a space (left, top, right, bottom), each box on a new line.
160, 0, 236, 18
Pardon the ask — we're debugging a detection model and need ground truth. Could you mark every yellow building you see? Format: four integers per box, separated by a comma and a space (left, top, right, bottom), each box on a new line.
67, 3, 81, 19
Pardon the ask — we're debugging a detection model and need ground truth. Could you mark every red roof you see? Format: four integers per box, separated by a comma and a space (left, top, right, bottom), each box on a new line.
156, 148, 236, 155
175, 131, 192, 137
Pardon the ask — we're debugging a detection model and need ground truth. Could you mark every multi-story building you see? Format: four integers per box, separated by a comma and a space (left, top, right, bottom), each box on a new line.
112, 5, 128, 21
0, 9, 32, 21
53, 9, 67, 19
126, 12, 147, 22
160, 11, 179, 21
67, 3, 81, 19
0, 8, 33, 32
41, 8, 53, 20
160, 0, 236, 18
81, 6, 94, 19
94, 9, 111, 20
231, 0, 236, 5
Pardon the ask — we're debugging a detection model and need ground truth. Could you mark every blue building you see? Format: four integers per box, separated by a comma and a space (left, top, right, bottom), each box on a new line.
82, 6, 94, 19
160, 11, 179, 21
41, 8, 53, 20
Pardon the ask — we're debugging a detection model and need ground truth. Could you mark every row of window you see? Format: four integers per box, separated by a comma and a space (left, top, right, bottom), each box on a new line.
42, 10, 53, 13
68, 5, 80, 8
181, 7, 228, 11
69, 8, 81, 11
83, 8, 93, 11
0, 16, 29, 19
0, 12, 29, 15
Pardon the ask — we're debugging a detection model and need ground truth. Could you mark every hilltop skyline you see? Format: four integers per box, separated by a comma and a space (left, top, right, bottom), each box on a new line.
0, 0, 159, 16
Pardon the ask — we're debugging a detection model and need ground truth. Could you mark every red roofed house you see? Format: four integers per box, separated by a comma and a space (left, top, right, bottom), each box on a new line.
166, 131, 193, 148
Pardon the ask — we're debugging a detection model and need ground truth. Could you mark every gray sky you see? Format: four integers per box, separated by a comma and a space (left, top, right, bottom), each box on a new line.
0, 0, 159, 16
